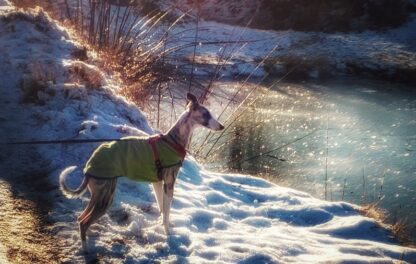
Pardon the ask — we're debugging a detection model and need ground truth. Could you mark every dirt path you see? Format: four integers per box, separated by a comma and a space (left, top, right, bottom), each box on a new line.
0, 179, 61, 263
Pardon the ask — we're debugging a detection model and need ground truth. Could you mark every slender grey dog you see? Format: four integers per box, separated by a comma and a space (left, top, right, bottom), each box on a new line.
59, 93, 224, 252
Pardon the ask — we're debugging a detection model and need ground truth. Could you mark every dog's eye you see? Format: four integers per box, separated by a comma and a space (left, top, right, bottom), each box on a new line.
201, 111, 211, 126
202, 111, 211, 121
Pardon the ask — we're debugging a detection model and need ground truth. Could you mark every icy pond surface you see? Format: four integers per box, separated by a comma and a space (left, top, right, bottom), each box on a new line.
198, 77, 416, 241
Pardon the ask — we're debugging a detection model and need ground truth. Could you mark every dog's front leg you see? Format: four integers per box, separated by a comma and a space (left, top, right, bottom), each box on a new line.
162, 184, 173, 235
152, 181, 164, 214
162, 170, 176, 235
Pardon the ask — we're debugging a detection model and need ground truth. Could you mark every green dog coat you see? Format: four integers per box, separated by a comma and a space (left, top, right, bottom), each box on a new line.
83, 136, 185, 182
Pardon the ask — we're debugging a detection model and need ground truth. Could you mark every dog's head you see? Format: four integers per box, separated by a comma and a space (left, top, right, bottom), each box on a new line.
186, 93, 224, 131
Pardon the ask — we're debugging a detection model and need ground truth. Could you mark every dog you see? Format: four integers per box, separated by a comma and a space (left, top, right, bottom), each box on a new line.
59, 93, 224, 252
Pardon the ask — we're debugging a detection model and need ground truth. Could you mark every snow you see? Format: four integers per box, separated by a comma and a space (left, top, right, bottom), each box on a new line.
0, 243, 8, 264
1, 2, 416, 263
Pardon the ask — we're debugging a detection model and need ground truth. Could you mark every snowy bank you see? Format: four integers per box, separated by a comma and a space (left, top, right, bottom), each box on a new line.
167, 16, 416, 83
0, 3, 416, 263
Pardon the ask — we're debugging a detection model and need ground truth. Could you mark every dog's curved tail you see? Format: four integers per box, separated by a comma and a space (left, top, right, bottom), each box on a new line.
59, 166, 89, 198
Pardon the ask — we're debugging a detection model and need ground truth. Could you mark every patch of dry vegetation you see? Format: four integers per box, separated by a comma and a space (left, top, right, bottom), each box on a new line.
10, 0, 182, 105
359, 203, 387, 222
359, 203, 415, 247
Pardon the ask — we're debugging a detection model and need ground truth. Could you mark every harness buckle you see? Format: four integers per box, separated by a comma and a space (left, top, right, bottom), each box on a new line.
155, 159, 163, 181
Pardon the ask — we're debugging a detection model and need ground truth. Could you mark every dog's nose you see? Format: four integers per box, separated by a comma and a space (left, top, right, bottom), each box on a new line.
219, 124, 225, 130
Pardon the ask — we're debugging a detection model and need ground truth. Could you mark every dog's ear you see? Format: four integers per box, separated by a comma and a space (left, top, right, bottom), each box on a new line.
186, 93, 198, 104
186, 93, 199, 110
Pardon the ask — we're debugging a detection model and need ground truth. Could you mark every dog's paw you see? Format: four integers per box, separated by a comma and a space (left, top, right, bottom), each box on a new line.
164, 225, 170, 235
163, 222, 176, 235
161, 221, 175, 227
81, 240, 89, 254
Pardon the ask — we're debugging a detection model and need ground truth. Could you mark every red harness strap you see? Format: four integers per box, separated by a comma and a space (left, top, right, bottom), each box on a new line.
161, 136, 187, 160
148, 134, 186, 181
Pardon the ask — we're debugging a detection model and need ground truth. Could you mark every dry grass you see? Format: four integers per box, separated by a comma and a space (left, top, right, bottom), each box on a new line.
359, 203, 387, 222
392, 219, 410, 244
359, 203, 415, 247
19, 61, 59, 105
65, 60, 106, 89
20, 78, 49, 105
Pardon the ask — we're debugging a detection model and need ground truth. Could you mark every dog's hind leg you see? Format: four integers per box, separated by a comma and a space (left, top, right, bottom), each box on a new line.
78, 192, 95, 224
78, 178, 117, 252
152, 181, 164, 214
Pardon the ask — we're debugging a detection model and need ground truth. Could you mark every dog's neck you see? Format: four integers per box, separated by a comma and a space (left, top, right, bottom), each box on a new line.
166, 111, 195, 148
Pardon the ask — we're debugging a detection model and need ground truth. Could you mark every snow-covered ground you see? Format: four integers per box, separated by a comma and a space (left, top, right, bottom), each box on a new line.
0, 243, 8, 264
1, 2, 416, 263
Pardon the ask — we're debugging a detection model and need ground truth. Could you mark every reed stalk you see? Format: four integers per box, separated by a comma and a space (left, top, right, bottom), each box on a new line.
325, 116, 329, 201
